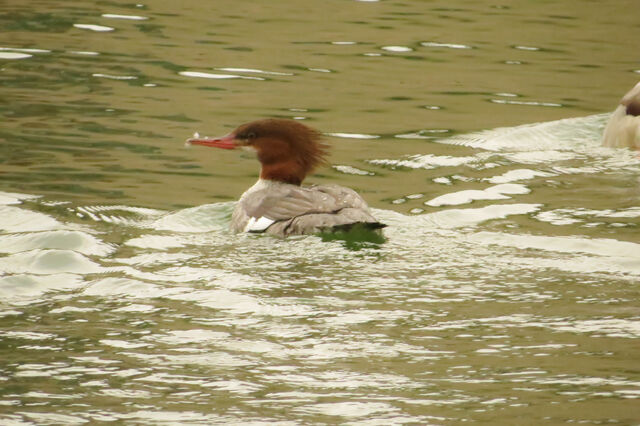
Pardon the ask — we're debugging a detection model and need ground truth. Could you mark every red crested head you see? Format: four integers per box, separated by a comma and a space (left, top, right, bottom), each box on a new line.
188, 118, 329, 185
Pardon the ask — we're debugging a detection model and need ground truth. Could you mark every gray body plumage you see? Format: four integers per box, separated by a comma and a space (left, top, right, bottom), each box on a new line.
231, 179, 383, 236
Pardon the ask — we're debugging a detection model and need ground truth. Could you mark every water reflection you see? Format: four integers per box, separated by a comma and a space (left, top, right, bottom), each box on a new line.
1, 0, 640, 423
1, 114, 639, 419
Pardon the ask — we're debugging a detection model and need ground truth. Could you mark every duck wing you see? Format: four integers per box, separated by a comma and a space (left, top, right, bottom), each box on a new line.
232, 183, 383, 235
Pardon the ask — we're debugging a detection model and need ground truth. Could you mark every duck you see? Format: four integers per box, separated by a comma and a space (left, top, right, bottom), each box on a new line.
602, 81, 640, 150
187, 118, 385, 236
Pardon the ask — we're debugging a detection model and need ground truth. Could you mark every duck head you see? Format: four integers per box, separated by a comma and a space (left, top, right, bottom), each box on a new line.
188, 118, 329, 185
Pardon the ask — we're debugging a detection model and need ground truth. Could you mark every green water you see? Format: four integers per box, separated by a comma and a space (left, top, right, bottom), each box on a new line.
1, 0, 639, 424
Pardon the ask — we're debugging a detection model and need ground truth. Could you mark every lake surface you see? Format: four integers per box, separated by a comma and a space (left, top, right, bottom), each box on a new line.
1, 0, 639, 424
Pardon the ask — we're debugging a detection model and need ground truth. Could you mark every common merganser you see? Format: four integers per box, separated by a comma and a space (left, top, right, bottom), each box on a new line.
603, 81, 640, 150
187, 118, 385, 236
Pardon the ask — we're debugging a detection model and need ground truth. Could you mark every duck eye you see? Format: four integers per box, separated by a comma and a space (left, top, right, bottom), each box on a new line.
238, 131, 256, 141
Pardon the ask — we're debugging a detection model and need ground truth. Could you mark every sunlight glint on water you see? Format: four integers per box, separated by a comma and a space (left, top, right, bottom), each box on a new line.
1, 0, 639, 424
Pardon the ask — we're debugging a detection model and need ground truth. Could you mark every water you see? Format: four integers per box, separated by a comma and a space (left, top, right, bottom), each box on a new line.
1, 0, 639, 424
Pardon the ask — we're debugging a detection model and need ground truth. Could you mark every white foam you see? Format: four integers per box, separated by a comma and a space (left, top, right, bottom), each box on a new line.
486, 169, 555, 184
73, 24, 114, 32
420, 204, 541, 229
326, 132, 380, 139
382, 46, 413, 52
101, 14, 148, 20
215, 67, 293, 76
370, 154, 475, 169
426, 184, 530, 207
92, 73, 137, 80
0, 52, 32, 59
426, 190, 510, 207
333, 165, 374, 176
421, 41, 472, 49
0, 206, 61, 232
179, 71, 263, 81
469, 232, 640, 259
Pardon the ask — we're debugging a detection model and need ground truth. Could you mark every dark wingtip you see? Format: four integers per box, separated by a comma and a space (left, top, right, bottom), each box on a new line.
626, 101, 640, 117
330, 222, 387, 232
620, 82, 640, 116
